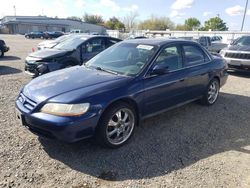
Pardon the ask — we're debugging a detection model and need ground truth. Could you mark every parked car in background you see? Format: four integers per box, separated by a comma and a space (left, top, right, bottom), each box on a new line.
211, 36, 222, 42
197, 36, 228, 53
25, 31, 48, 39
127, 35, 148, 40
0, 39, 9, 58
16, 39, 228, 148
25, 35, 122, 77
220, 35, 250, 71
37, 34, 71, 50
46, 31, 64, 39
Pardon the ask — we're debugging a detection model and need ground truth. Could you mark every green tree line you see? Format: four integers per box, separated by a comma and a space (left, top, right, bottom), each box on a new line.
67, 13, 228, 31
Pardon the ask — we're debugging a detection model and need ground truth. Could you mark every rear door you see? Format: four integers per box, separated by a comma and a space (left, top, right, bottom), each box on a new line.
81, 37, 106, 63
181, 44, 211, 99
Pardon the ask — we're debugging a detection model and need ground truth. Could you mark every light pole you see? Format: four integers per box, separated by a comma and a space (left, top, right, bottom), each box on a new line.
241, 0, 249, 31
13, 5, 16, 16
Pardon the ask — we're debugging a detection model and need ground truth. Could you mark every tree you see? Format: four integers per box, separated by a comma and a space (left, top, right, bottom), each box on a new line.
203, 17, 228, 31
83, 13, 104, 25
184, 17, 201, 31
105, 17, 125, 30
123, 11, 139, 31
67, 16, 82, 21
175, 24, 189, 31
138, 16, 175, 30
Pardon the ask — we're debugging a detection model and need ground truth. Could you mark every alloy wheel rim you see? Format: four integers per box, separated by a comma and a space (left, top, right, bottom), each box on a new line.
106, 108, 135, 145
208, 81, 219, 104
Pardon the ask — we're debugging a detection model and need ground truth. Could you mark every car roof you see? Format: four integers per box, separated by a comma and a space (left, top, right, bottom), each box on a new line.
122, 38, 199, 47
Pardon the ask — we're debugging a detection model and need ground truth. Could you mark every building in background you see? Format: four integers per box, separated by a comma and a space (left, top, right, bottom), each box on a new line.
0, 16, 106, 34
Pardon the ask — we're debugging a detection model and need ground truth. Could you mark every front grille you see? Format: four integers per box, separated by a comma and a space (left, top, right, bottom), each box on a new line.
18, 93, 37, 111
25, 62, 38, 73
225, 52, 250, 59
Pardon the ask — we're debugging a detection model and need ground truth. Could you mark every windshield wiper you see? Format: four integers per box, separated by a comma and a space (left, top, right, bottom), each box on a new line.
95, 66, 119, 75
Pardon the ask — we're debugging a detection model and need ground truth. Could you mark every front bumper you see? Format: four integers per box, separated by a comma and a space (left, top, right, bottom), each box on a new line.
24, 63, 39, 77
224, 57, 250, 69
16, 98, 100, 143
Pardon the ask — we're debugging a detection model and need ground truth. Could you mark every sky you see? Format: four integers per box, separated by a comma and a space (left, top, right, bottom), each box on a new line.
1, 0, 250, 31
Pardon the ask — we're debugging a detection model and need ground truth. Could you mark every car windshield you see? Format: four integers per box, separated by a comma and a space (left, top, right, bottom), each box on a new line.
85, 42, 157, 76
54, 36, 88, 50
234, 36, 250, 46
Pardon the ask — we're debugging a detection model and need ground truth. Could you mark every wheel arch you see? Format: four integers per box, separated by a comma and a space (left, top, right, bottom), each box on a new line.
99, 97, 141, 127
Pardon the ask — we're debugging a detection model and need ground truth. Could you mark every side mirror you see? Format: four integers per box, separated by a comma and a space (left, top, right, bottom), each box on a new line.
151, 64, 169, 75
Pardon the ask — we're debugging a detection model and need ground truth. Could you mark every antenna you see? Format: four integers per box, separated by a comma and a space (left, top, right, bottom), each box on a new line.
241, 0, 249, 31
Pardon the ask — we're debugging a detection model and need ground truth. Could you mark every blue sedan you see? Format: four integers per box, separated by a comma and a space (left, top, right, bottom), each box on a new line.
16, 39, 228, 148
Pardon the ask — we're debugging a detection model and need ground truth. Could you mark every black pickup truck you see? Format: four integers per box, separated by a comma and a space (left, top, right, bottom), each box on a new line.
0, 39, 9, 58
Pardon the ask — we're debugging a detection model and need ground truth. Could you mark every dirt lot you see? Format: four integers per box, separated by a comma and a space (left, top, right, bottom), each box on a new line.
1, 34, 250, 188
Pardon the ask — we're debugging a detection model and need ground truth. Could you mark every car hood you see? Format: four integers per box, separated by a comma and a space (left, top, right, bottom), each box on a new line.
227, 45, 250, 52
28, 48, 71, 59
22, 66, 129, 103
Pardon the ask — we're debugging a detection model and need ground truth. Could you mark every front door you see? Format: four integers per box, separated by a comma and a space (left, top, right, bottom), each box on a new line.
143, 45, 189, 116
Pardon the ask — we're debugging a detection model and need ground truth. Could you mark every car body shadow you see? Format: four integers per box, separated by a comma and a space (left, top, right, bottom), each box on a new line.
40, 92, 250, 181
0, 56, 21, 61
228, 70, 250, 78
0, 66, 22, 75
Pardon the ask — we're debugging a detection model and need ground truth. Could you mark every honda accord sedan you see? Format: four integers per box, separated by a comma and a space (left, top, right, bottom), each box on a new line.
16, 39, 228, 148
25, 35, 122, 77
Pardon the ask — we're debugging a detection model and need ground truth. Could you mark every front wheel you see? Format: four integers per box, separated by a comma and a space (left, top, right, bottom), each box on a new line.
200, 78, 220, 106
95, 102, 137, 148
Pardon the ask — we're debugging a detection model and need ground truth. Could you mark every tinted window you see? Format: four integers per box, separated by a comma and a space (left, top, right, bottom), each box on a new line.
155, 46, 182, 71
84, 38, 106, 54
107, 39, 120, 47
183, 45, 209, 67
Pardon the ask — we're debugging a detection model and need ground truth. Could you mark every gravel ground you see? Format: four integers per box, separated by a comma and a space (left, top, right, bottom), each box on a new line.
1, 34, 250, 188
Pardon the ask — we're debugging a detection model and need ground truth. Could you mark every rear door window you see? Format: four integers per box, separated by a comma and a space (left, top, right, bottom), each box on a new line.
84, 38, 106, 54
183, 45, 210, 67
106, 38, 121, 48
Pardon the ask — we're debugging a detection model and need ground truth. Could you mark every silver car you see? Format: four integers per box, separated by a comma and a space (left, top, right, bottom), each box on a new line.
220, 36, 250, 70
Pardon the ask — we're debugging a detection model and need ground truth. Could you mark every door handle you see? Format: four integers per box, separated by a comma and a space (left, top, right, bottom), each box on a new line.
180, 79, 185, 82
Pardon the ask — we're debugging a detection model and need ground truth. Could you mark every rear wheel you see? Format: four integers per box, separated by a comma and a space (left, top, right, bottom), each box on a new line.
200, 78, 220, 106
95, 102, 137, 148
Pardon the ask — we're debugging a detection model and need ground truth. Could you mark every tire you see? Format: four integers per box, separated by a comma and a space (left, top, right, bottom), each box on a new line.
95, 102, 137, 148
200, 78, 220, 106
0, 49, 4, 58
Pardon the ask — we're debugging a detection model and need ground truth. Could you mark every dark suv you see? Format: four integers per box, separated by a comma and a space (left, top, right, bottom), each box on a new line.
25, 35, 122, 77
0, 39, 10, 58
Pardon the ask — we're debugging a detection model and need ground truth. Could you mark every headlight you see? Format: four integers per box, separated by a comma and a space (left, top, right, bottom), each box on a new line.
41, 103, 90, 116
